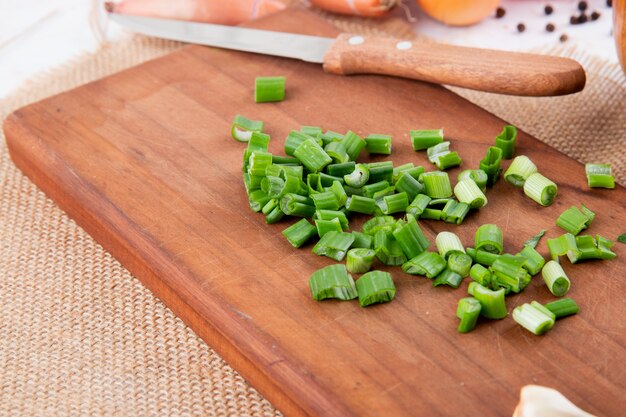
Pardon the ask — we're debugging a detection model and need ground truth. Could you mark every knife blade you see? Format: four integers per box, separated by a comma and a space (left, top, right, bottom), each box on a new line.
108, 13, 586, 97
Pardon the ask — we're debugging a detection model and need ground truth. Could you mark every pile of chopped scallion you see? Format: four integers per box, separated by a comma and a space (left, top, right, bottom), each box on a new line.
233, 115, 618, 335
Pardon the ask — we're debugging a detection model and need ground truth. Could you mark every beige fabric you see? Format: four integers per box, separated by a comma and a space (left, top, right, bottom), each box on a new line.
1, 11, 624, 417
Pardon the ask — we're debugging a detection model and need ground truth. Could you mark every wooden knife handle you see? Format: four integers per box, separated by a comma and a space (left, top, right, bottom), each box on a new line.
323, 33, 586, 96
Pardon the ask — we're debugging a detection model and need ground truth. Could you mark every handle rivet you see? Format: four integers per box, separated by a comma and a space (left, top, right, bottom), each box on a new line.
396, 41, 412, 50
348, 36, 365, 45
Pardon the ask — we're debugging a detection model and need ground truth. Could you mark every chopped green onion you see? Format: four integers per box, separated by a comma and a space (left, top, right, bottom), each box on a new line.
457, 169, 488, 192
407, 194, 432, 218
362, 215, 395, 236
466, 248, 499, 266
330, 181, 347, 207
326, 161, 355, 177
542, 260, 570, 297
411, 129, 443, 151
421, 171, 453, 198
345, 195, 376, 215
342, 131, 367, 161
373, 230, 407, 266
479, 146, 503, 187
311, 191, 340, 210
343, 163, 370, 187
306, 173, 324, 194
359, 181, 386, 199
572, 234, 616, 262
441, 200, 470, 224
377, 192, 409, 215
320, 130, 344, 145
395, 173, 425, 201
262, 198, 279, 215
309, 264, 357, 301
556, 204, 595, 235
454, 179, 488, 209
315, 217, 343, 238
314, 210, 349, 231
495, 125, 517, 159
248, 189, 270, 212
248, 151, 273, 177
325, 141, 350, 164
351, 231, 373, 249
312, 231, 355, 261
435, 152, 462, 170
367, 161, 394, 183
346, 248, 376, 273
371, 185, 395, 200
504, 155, 537, 187
284, 130, 317, 156
518, 245, 546, 276
280, 193, 315, 217
523, 229, 546, 249
585, 163, 615, 188
282, 218, 317, 248
491, 255, 530, 294
393, 163, 425, 184
255, 76, 285, 103
265, 206, 285, 224
365, 134, 392, 155
428, 197, 454, 207
457, 297, 482, 333
402, 251, 446, 278
435, 231, 465, 259
512, 302, 555, 335
544, 298, 580, 319
300, 125, 322, 136
392, 217, 430, 259
355, 270, 396, 307
232, 114, 263, 142
432, 268, 463, 288
420, 208, 442, 220
427, 142, 462, 170
467, 282, 507, 319
469, 264, 492, 287
293, 139, 332, 173
547, 233, 579, 262
524, 173, 558, 206
475, 224, 503, 254
448, 252, 472, 277
271, 155, 300, 165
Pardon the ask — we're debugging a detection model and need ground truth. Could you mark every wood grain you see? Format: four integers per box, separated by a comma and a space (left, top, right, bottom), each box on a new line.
4, 9, 626, 417
323, 33, 586, 96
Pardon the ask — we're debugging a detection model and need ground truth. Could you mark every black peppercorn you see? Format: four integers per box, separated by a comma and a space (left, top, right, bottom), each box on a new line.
559, 34, 568, 43
570, 16, 579, 25
546, 23, 556, 32
544, 5, 554, 15
495, 7, 506, 18
517, 23, 526, 33
591, 11, 601, 20
578, 13, 588, 24
606, 0, 612, 7
578, 1, 588, 11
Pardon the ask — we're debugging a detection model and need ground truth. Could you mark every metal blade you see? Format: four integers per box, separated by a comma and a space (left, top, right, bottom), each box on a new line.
109, 13, 334, 63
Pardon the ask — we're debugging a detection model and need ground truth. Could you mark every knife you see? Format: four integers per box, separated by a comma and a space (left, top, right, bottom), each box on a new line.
108, 13, 585, 97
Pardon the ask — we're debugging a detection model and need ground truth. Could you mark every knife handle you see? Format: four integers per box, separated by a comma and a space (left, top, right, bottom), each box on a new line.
322, 33, 586, 96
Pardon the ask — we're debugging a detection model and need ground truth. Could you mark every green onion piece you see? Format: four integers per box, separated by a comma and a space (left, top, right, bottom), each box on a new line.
467, 282, 507, 319
512, 302, 555, 335
441, 200, 470, 224
232, 114, 263, 142
362, 181, 390, 198
282, 218, 317, 248
343, 163, 370, 187
281, 164, 304, 179
433, 268, 463, 288
367, 161, 394, 184
547, 233, 579, 262
585, 163, 615, 188
402, 251, 446, 278
294, 139, 332, 173
491, 255, 530, 294
311, 191, 340, 211
596, 234, 617, 260
300, 125, 322, 135
265, 175, 300, 199
248, 189, 270, 212
362, 215, 396, 236
346, 248, 376, 273
495, 125, 517, 159
458, 169, 488, 192
542, 260, 570, 297
531, 300, 556, 321
351, 231, 373, 249
392, 217, 430, 259
407, 194, 432, 218
309, 264, 357, 301
284, 130, 317, 156
456, 297, 482, 333
371, 185, 396, 201
365, 134, 392, 155
420, 208, 442, 220
437, 152, 462, 170
342, 131, 366, 161
428, 197, 454, 207
345, 195, 376, 215
320, 130, 344, 145
280, 193, 315, 217
504, 155, 537, 187
426, 141, 451, 164
324, 141, 350, 164
265, 206, 285, 224
454, 179, 488, 209
556, 204, 595, 235
544, 298, 580, 319
248, 151, 273, 177
314, 209, 349, 231
448, 252, 472, 277
377, 192, 409, 215
524, 173, 558, 206
326, 161, 355, 177
262, 198, 278, 215
475, 224, 503, 254
466, 248, 499, 266
523, 229, 546, 249
393, 163, 425, 184
518, 245, 546, 276
306, 173, 323, 195
356, 271, 396, 307
479, 146, 503, 187
312, 231, 355, 261
573, 234, 616, 261
271, 155, 300, 165
395, 172, 426, 201
469, 264, 492, 287
244, 131, 270, 161
411, 129, 443, 151
330, 181, 348, 207
319, 172, 344, 187
421, 171, 453, 198
374, 230, 407, 266
435, 231, 465, 259
255, 76, 285, 103
315, 217, 343, 238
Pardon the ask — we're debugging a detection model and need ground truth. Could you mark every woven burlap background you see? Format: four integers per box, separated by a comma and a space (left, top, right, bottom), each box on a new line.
1, 9, 624, 417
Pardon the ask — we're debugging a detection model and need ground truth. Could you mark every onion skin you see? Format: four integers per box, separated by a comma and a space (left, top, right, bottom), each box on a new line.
309, 0, 396, 17
417, 0, 500, 26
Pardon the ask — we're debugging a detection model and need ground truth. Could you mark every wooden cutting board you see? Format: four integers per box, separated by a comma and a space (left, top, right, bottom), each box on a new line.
4, 9, 626, 417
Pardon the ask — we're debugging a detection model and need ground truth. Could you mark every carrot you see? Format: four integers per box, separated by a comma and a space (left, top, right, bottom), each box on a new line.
417, 0, 499, 26
105, 0, 287, 25
309, 0, 396, 17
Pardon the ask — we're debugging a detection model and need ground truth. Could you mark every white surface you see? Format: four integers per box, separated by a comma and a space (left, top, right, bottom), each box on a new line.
0, 0, 619, 100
